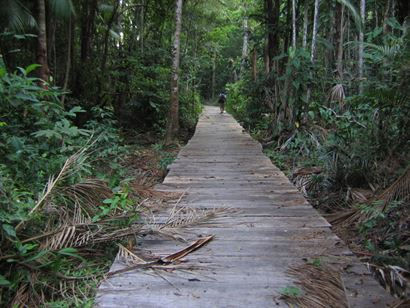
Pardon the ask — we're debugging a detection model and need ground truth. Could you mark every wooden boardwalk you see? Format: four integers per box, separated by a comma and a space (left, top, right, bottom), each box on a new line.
96, 106, 394, 307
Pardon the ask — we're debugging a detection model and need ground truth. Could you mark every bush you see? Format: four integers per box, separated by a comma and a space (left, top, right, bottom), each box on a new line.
0, 66, 136, 306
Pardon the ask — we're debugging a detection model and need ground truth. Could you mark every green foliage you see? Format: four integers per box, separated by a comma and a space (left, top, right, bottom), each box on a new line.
0, 67, 135, 306
179, 88, 203, 131
152, 143, 177, 170
280, 286, 303, 298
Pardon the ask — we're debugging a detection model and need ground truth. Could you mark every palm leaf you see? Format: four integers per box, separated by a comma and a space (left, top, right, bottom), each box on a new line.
48, 0, 75, 19
0, 0, 37, 32
379, 167, 410, 211
336, 0, 362, 32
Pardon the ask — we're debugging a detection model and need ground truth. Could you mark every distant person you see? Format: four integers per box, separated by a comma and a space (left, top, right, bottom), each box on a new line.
218, 92, 227, 114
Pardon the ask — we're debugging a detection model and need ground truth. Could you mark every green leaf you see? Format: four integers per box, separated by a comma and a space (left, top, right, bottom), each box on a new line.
58, 248, 85, 261
0, 67, 6, 78
0, 275, 11, 287
25, 64, 41, 75
280, 286, 303, 297
336, 0, 362, 32
2, 224, 16, 237
24, 249, 49, 262
49, 0, 75, 19
15, 93, 39, 103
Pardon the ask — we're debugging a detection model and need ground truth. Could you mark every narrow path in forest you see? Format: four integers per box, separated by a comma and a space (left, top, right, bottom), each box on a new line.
96, 106, 394, 307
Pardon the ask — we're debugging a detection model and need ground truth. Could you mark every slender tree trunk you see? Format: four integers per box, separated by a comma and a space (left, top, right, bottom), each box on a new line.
302, 0, 309, 49
383, 0, 392, 35
62, 16, 72, 106
36, 0, 49, 83
252, 48, 257, 81
292, 0, 296, 48
241, 16, 249, 74
336, 3, 345, 79
305, 0, 320, 112
140, 0, 145, 54
211, 51, 216, 100
265, 0, 279, 72
326, 1, 336, 69
284, 0, 291, 53
359, 0, 366, 94
165, 0, 183, 145
264, 39, 270, 74
310, 0, 320, 63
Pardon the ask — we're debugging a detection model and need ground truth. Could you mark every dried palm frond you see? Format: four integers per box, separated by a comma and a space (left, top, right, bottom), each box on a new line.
10, 284, 29, 308
292, 167, 323, 198
368, 264, 410, 299
328, 84, 346, 106
61, 179, 112, 213
379, 167, 410, 211
283, 263, 348, 308
108, 236, 214, 277
331, 167, 410, 228
391, 299, 410, 308
143, 206, 235, 241
118, 244, 147, 265
163, 235, 213, 262
16, 146, 90, 231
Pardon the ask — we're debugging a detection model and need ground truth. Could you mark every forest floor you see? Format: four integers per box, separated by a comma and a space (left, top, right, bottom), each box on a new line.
260, 135, 410, 303
51, 131, 192, 307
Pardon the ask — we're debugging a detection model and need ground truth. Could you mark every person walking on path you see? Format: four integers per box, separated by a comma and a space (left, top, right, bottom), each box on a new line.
218, 92, 227, 114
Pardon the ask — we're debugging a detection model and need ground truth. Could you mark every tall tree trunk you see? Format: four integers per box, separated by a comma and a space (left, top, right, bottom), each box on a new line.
264, 39, 270, 74
284, 0, 291, 53
265, 0, 280, 72
62, 16, 72, 106
302, 0, 309, 48
326, 1, 336, 70
211, 51, 216, 100
241, 16, 249, 74
251, 48, 257, 81
101, 0, 120, 72
336, 3, 345, 79
310, 0, 320, 63
292, 0, 296, 48
140, 0, 145, 53
359, 0, 366, 94
36, 0, 49, 83
80, 0, 98, 62
383, 0, 392, 35
305, 0, 320, 112
165, 0, 183, 145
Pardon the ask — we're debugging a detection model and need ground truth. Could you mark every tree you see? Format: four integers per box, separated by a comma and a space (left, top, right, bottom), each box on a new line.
310, 0, 320, 62
265, 0, 280, 73
241, 15, 249, 74
302, 0, 309, 49
292, 0, 296, 49
358, 0, 365, 93
36, 0, 49, 83
165, 0, 183, 145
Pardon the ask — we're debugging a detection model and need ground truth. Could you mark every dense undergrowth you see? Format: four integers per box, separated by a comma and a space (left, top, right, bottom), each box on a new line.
0, 64, 200, 306
226, 17, 410, 298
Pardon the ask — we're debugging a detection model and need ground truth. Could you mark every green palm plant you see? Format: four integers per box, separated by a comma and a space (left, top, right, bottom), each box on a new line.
0, 0, 36, 32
